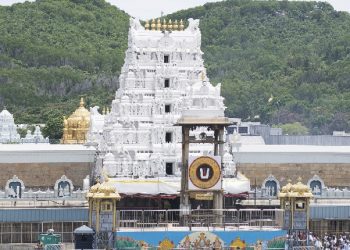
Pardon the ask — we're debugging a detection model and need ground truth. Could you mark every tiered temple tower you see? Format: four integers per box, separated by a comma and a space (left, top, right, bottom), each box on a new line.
90, 18, 234, 179
0, 108, 20, 143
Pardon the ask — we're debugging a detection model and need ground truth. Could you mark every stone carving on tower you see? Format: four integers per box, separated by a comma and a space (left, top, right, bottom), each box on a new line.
62, 98, 90, 144
21, 125, 49, 143
89, 18, 234, 179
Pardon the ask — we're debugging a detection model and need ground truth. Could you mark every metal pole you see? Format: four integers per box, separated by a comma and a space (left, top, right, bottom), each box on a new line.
254, 178, 257, 206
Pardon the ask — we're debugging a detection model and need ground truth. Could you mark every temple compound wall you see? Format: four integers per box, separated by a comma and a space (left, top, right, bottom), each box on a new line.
0, 144, 95, 189
0, 162, 93, 189
238, 163, 350, 188
234, 144, 350, 188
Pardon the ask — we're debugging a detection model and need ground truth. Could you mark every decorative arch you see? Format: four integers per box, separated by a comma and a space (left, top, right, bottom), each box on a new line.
6, 175, 25, 198
54, 175, 74, 197
307, 175, 325, 195
262, 175, 280, 197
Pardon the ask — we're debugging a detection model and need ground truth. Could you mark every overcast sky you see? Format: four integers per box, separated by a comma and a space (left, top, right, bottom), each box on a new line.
0, 0, 349, 19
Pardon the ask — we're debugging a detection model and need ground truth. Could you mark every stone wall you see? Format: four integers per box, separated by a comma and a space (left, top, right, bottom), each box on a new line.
0, 162, 93, 189
238, 163, 350, 187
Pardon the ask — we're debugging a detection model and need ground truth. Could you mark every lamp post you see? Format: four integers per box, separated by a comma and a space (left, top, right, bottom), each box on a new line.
268, 94, 281, 125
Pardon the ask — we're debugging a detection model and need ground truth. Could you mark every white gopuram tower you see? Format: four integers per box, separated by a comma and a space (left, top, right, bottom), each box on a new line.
90, 18, 243, 184
0, 108, 20, 143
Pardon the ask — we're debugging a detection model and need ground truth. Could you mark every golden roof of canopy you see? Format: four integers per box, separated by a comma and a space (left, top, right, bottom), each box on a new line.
278, 177, 313, 198
87, 178, 121, 200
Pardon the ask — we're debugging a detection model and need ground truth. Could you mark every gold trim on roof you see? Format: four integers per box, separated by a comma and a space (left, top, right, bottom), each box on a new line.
87, 178, 121, 200
279, 178, 313, 198
143, 19, 185, 31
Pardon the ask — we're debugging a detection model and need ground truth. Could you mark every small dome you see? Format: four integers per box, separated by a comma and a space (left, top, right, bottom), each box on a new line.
0, 109, 12, 118
223, 151, 233, 162
121, 95, 129, 102
291, 181, 311, 194
113, 122, 122, 129
279, 179, 313, 198
86, 179, 120, 200
104, 152, 115, 162
67, 98, 90, 121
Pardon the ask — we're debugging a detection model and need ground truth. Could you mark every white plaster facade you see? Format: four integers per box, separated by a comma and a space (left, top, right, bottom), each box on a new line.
0, 108, 20, 143
89, 18, 238, 180
21, 125, 49, 143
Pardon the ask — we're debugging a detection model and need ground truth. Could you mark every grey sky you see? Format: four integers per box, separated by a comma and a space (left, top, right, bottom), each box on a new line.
0, 0, 349, 19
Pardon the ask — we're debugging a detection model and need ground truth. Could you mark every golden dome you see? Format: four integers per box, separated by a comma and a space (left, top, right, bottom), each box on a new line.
87, 179, 121, 200
279, 178, 313, 198
68, 98, 90, 121
61, 97, 90, 144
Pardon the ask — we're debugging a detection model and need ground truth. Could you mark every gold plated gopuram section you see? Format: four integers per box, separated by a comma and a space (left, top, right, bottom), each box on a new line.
144, 19, 185, 31
61, 98, 90, 144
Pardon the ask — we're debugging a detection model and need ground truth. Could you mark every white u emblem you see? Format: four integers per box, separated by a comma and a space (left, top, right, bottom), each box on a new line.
199, 168, 210, 179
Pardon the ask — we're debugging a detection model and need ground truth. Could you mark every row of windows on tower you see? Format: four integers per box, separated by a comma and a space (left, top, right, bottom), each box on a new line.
165, 132, 174, 175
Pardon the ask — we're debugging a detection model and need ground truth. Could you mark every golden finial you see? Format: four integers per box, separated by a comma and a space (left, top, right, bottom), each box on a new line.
145, 20, 149, 30
79, 97, 84, 107
162, 19, 167, 30
168, 19, 172, 30
151, 19, 156, 30
179, 19, 184, 30
102, 106, 106, 115
173, 20, 178, 30
157, 19, 161, 31
102, 169, 109, 182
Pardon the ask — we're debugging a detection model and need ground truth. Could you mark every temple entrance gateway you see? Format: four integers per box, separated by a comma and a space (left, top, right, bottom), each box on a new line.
176, 116, 232, 225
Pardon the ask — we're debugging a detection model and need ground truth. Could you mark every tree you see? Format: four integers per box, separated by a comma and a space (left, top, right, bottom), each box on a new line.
42, 111, 64, 142
280, 122, 309, 135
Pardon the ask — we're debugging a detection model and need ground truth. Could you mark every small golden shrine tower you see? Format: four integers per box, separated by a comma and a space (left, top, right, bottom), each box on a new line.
279, 178, 313, 232
86, 178, 121, 233
61, 97, 90, 144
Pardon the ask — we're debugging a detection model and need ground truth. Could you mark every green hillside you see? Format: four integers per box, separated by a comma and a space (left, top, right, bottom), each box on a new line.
167, 0, 350, 134
0, 0, 349, 134
0, 0, 129, 123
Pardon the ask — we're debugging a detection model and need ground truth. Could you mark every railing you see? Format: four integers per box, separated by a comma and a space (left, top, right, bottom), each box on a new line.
117, 208, 284, 230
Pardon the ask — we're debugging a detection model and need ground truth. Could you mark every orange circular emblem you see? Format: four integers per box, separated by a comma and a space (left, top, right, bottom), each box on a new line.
189, 156, 221, 189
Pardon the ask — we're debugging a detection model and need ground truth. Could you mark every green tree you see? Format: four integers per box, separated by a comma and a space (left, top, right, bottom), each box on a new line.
42, 112, 64, 141
280, 122, 309, 135
17, 127, 27, 138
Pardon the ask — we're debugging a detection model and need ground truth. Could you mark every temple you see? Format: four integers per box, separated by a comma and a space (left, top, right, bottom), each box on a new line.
0, 108, 20, 143
21, 125, 49, 143
88, 18, 250, 202
62, 98, 90, 144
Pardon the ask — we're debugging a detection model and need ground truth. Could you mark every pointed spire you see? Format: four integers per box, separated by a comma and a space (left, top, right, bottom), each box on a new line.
157, 19, 161, 31
173, 20, 178, 30
162, 19, 167, 30
145, 20, 149, 30
151, 19, 156, 30
80, 97, 85, 107
168, 19, 172, 30
179, 19, 184, 31
201, 71, 205, 81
